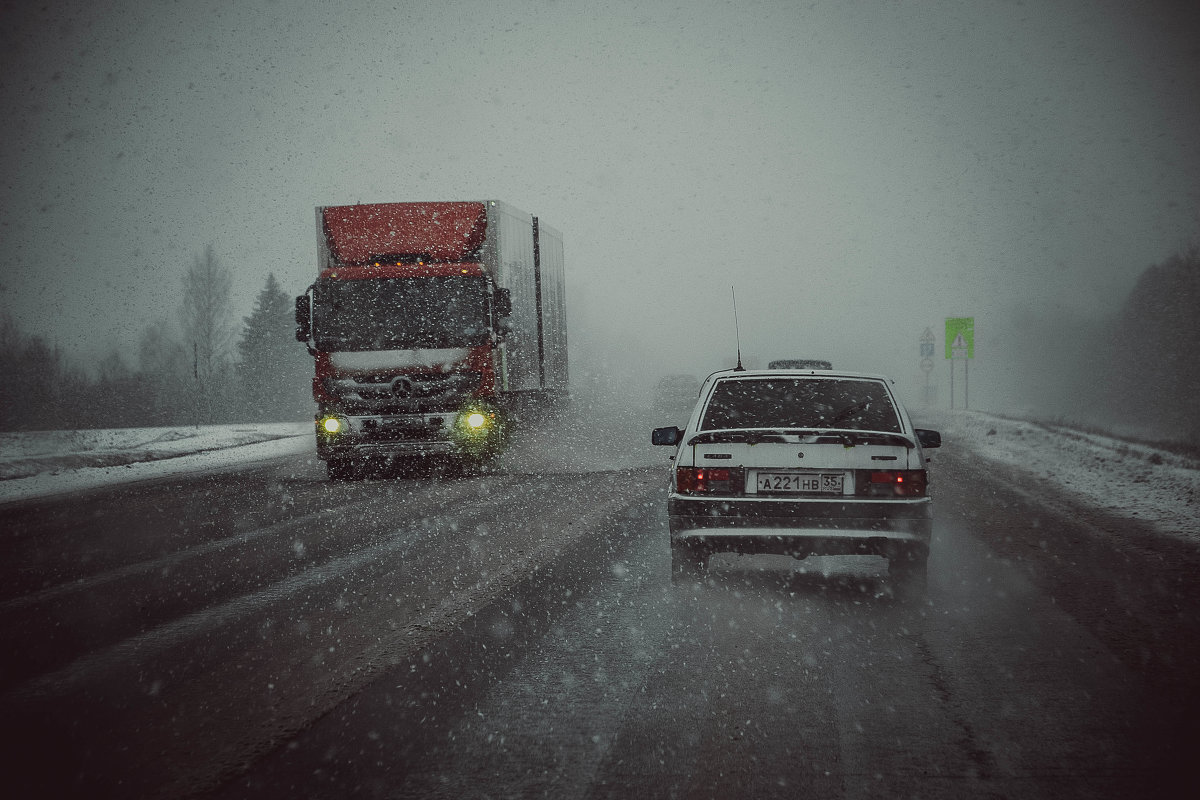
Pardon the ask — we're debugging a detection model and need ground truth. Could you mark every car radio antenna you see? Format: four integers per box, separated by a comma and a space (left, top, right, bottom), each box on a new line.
732, 285, 745, 371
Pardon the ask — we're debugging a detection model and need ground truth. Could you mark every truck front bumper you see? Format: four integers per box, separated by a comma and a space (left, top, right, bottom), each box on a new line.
315, 411, 460, 459
314, 408, 503, 462
319, 439, 460, 459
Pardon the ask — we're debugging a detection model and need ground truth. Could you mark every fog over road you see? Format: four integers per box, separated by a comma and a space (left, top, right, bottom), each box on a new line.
1, 433, 1197, 798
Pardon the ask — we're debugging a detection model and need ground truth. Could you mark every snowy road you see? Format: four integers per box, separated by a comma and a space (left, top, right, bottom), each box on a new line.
0, 423, 1197, 798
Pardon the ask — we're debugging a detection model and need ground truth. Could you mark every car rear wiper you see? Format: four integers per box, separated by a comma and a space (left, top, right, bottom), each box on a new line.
829, 399, 872, 425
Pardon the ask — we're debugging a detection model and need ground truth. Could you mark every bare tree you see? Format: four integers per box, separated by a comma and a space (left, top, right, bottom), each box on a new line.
92, 349, 140, 427
139, 317, 190, 425
181, 245, 235, 423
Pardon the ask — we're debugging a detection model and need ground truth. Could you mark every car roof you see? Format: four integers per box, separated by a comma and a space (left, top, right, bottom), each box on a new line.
703, 368, 894, 383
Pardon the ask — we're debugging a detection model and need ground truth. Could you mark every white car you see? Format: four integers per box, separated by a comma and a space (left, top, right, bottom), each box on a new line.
652, 368, 941, 593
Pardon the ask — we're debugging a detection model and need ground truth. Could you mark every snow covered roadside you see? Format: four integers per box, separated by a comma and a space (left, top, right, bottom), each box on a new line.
0, 423, 312, 505
924, 410, 1200, 547
2, 413, 1197, 550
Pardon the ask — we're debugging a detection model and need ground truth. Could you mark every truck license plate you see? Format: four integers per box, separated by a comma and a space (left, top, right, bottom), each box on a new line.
755, 472, 844, 494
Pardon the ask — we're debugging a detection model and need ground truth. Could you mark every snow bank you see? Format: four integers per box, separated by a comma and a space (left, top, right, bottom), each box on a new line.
0, 423, 312, 505
926, 410, 1199, 546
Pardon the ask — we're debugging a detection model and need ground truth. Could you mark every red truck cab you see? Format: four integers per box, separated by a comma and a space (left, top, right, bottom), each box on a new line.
295, 201, 566, 479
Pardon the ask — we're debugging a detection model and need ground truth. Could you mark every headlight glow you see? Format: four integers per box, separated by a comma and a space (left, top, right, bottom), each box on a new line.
451, 405, 506, 458
321, 416, 342, 434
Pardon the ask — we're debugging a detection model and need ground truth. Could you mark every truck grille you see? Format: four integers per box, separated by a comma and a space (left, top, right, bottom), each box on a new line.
326, 371, 480, 413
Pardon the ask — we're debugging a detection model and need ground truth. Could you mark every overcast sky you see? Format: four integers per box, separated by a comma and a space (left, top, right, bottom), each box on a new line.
2, 0, 1198, 410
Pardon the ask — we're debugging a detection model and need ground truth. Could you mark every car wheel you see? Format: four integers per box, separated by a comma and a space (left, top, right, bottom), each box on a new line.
671, 541, 707, 585
889, 546, 928, 599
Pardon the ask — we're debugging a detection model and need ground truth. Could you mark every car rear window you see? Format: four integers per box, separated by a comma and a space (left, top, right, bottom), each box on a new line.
700, 377, 902, 433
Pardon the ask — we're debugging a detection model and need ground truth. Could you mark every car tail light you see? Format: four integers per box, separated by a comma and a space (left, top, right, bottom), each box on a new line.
675, 467, 742, 494
856, 469, 927, 497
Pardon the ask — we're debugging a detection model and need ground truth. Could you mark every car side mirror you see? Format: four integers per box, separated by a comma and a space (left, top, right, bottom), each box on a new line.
915, 428, 941, 449
295, 295, 312, 342
652, 426, 683, 446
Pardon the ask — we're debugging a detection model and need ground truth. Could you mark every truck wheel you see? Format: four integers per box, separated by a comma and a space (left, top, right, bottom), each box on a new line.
889, 547, 928, 600
671, 541, 707, 586
448, 454, 489, 478
326, 458, 355, 481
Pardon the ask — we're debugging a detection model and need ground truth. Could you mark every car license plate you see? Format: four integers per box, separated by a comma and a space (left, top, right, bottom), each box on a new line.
755, 472, 844, 494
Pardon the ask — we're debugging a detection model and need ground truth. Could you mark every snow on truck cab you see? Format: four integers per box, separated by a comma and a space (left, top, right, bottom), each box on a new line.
295, 200, 568, 479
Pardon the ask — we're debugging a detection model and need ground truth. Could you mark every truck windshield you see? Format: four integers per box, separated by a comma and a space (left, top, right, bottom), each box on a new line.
312, 275, 490, 351
701, 377, 902, 433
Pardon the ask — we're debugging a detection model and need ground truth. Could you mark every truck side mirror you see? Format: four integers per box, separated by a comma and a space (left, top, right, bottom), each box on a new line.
494, 287, 512, 316
295, 295, 312, 342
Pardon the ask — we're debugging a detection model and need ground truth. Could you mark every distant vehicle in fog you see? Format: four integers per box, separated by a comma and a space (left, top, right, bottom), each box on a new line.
652, 368, 941, 595
767, 359, 832, 370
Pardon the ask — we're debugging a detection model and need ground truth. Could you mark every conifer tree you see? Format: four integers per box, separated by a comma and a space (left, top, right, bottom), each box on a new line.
237, 274, 310, 420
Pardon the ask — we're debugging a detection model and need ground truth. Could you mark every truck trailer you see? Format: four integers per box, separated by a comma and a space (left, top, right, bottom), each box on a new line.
295, 200, 567, 479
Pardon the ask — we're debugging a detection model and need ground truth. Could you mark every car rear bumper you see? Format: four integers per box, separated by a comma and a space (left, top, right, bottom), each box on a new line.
668, 494, 932, 557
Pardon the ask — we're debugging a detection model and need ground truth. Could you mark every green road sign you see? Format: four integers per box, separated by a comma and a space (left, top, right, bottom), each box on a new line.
945, 317, 974, 359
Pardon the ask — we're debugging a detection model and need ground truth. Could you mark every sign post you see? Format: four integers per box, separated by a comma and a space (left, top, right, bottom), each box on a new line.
919, 327, 935, 405
944, 317, 974, 410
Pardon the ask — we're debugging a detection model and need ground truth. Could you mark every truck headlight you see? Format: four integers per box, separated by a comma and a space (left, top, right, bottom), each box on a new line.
457, 407, 499, 437
320, 416, 344, 434
453, 405, 507, 457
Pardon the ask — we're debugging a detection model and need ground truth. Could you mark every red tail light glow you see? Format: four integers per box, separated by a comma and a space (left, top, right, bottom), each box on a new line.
676, 467, 741, 494
858, 469, 927, 497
